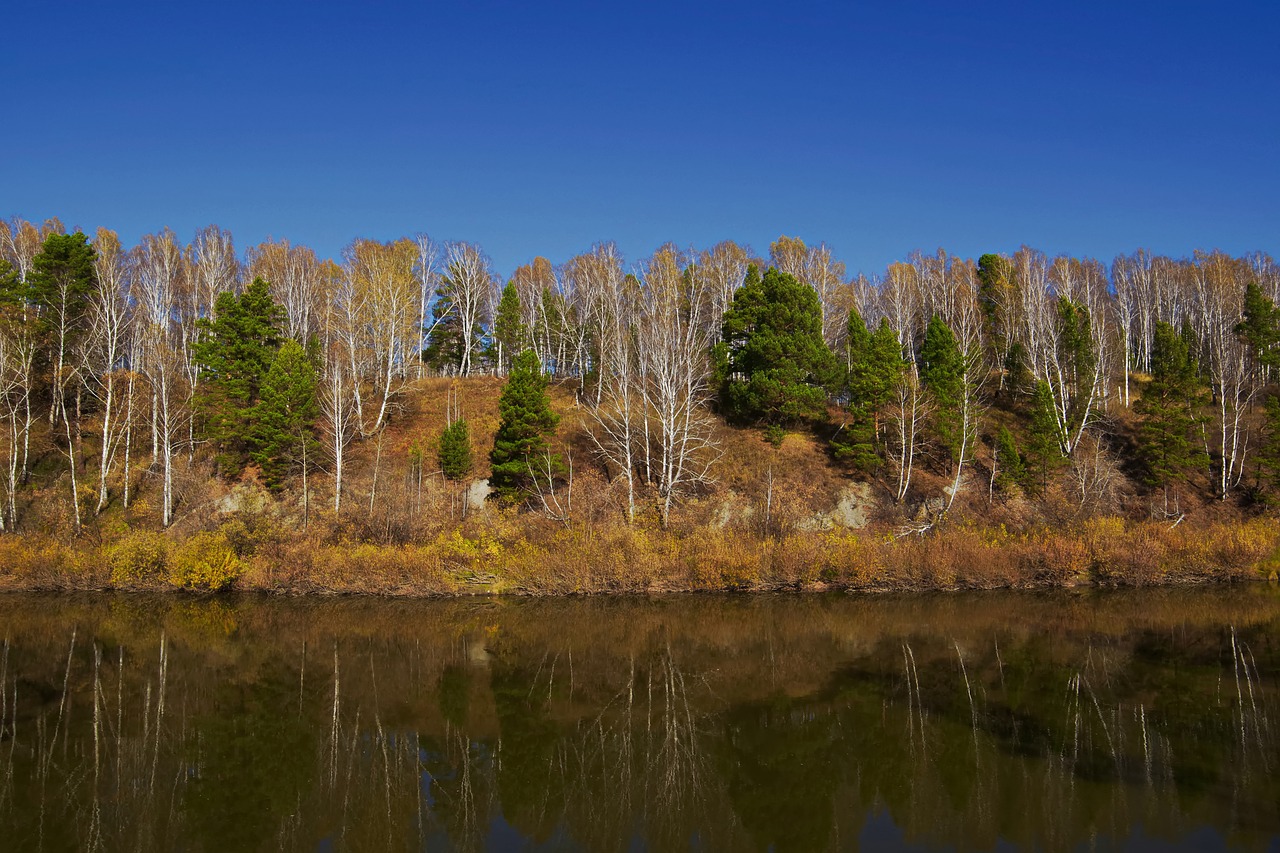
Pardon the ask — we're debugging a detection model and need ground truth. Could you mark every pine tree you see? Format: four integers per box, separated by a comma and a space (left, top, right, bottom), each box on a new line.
489, 281, 527, 375
489, 349, 560, 498
29, 231, 97, 341
193, 277, 285, 475
438, 418, 473, 480
251, 339, 318, 488
919, 315, 967, 465
29, 232, 98, 410
834, 311, 904, 471
424, 265, 488, 374
714, 265, 839, 430
1056, 296, 1097, 436
1236, 282, 1280, 380
1136, 321, 1209, 496
1025, 380, 1064, 490
976, 252, 1014, 377
994, 425, 1027, 492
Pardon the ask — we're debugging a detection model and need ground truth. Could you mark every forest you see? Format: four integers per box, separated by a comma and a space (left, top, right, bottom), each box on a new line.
1, 216, 1278, 593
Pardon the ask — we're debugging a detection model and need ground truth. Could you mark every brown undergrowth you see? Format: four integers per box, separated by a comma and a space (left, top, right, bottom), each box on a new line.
0, 516, 1275, 596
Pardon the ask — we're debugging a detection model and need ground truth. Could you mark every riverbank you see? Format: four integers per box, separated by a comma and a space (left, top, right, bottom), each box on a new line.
1, 515, 1276, 596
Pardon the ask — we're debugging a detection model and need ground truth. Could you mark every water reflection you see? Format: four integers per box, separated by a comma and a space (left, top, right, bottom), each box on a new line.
0, 588, 1277, 851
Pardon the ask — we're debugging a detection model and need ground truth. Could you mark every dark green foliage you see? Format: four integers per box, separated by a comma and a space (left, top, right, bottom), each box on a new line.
29, 231, 97, 332
193, 278, 285, 475
715, 265, 840, 428
833, 311, 904, 471
1136, 321, 1209, 492
438, 418, 473, 481
994, 426, 1027, 492
30, 233, 98, 400
1025, 380, 1065, 490
490, 282, 527, 375
846, 313, 904, 414
977, 253, 1014, 358
490, 349, 560, 498
919, 316, 967, 464
1003, 340, 1031, 393
1248, 288, 1280, 501
1256, 391, 1280, 501
1237, 283, 1280, 375
424, 266, 486, 373
0, 259, 19, 306
1055, 297, 1097, 438
251, 339, 318, 489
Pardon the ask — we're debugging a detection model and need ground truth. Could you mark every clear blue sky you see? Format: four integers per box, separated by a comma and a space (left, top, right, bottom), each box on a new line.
2, 1, 1277, 279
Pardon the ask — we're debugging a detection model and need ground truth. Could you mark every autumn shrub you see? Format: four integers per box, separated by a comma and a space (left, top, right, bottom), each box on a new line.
107, 530, 169, 586
1023, 530, 1091, 586
0, 536, 87, 588
684, 530, 764, 590
934, 526, 1023, 589
300, 542, 455, 594
169, 530, 243, 592
768, 531, 883, 588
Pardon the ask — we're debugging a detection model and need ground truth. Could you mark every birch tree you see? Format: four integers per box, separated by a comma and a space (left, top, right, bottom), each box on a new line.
340, 238, 418, 433
430, 242, 494, 377
133, 229, 188, 526
248, 238, 324, 344
637, 245, 720, 524
87, 229, 132, 513
1190, 251, 1254, 498
585, 251, 642, 521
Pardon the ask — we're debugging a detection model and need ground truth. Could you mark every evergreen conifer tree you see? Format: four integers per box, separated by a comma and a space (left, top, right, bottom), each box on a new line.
919, 315, 968, 465
1136, 321, 1209, 496
489, 349, 560, 498
29, 231, 97, 341
994, 425, 1027, 492
439, 418, 473, 481
1025, 380, 1064, 490
1236, 282, 1280, 380
489, 281, 527, 375
30, 232, 98, 414
1056, 297, 1097, 435
251, 339, 318, 488
193, 277, 285, 474
713, 265, 839, 431
834, 310, 903, 471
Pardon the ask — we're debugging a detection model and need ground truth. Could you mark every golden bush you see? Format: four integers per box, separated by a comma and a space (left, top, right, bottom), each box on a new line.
169, 530, 243, 592
107, 530, 168, 586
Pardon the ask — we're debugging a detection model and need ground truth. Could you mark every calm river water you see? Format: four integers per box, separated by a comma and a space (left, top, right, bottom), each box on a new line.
0, 587, 1277, 851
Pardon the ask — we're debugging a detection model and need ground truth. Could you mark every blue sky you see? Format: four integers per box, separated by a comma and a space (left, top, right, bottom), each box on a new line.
2, 1, 1277, 278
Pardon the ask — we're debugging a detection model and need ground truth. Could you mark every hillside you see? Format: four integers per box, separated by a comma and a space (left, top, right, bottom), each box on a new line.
1, 371, 1276, 596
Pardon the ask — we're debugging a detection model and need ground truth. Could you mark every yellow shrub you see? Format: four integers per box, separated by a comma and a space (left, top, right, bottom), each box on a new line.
169, 530, 243, 591
107, 530, 168, 585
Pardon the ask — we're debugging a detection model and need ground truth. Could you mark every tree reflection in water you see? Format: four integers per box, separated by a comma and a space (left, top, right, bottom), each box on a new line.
0, 588, 1276, 851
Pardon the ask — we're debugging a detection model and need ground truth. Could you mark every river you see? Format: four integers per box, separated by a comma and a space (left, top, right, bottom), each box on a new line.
0, 587, 1276, 851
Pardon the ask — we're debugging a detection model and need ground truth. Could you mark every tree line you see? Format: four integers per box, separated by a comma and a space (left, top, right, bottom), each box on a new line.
2, 215, 1278, 532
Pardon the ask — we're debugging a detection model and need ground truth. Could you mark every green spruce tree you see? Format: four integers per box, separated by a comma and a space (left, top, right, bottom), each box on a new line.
994, 425, 1027, 493
251, 339, 319, 489
1056, 296, 1097, 437
193, 277, 285, 475
1136, 321, 1209, 498
834, 310, 903, 471
29, 232, 98, 413
713, 265, 839, 434
919, 315, 968, 466
1236, 282, 1280, 381
438, 418, 473, 481
489, 349, 560, 498
489, 281, 528, 375
1025, 380, 1065, 491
